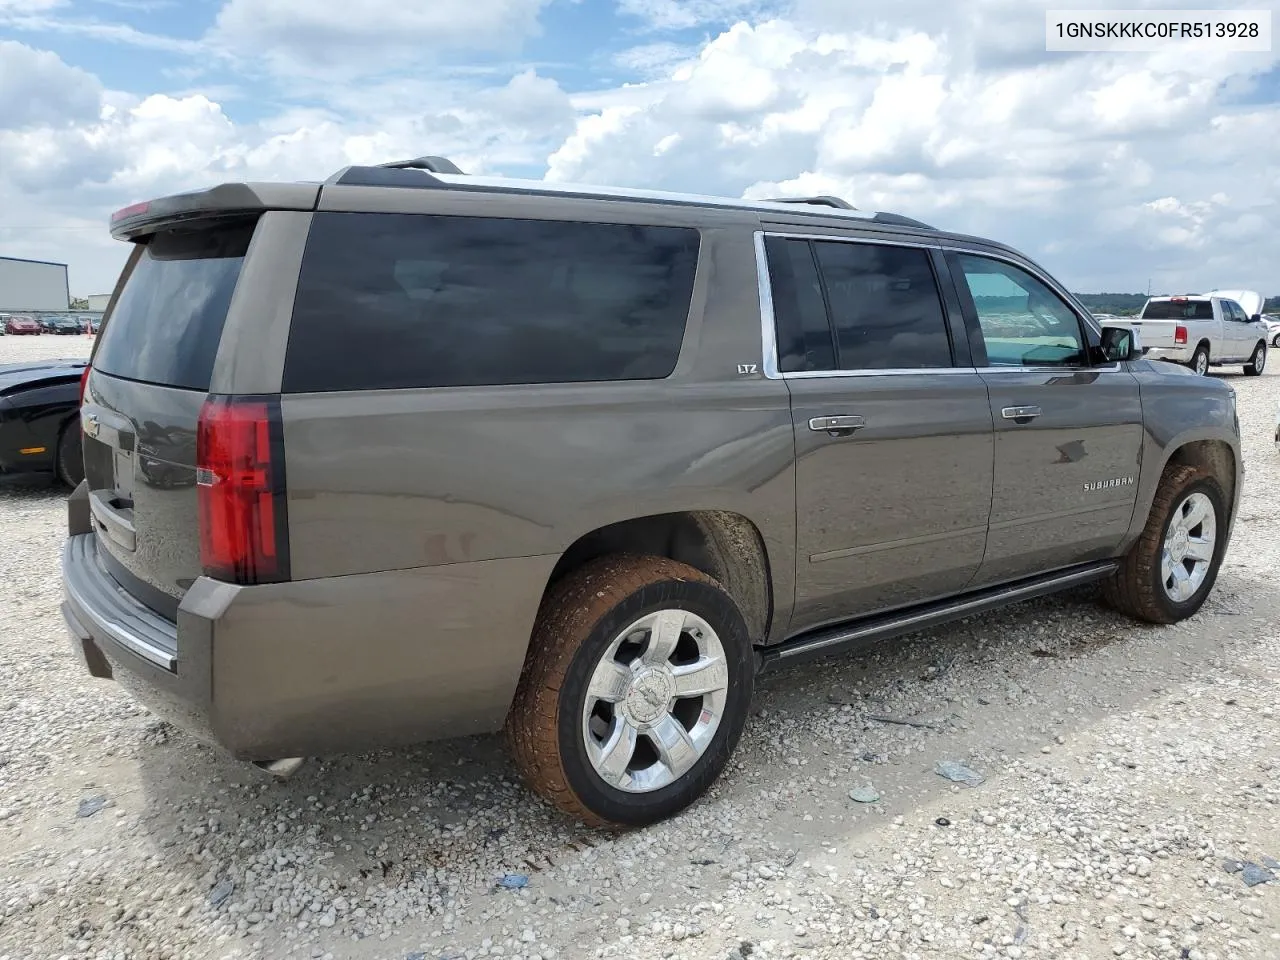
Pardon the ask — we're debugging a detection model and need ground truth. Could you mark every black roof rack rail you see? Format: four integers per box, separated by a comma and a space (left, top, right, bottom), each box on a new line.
765, 195, 856, 210
378, 156, 466, 175
869, 211, 936, 230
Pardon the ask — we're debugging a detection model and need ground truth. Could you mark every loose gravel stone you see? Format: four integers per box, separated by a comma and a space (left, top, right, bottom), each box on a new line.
2, 335, 1280, 960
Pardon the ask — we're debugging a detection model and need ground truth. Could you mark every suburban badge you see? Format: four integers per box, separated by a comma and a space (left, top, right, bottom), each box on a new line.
1083, 476, 1134, 492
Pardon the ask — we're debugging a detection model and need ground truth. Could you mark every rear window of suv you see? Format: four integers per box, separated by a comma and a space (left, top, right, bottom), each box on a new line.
1141, 300, 1214, 320
92, 221, 255, 390
282, 213, 700, 392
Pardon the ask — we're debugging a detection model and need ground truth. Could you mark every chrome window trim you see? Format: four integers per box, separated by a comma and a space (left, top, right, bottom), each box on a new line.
753, 230, 1114, 381
781, 367, 981, 379
754, 231, 783, 379
977, 364, 1122, 375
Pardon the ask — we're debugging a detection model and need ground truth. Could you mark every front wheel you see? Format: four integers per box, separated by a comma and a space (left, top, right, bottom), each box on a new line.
1103, 464, 1227, 624
1244, 342, 1267, 376
506, 555, 755, 828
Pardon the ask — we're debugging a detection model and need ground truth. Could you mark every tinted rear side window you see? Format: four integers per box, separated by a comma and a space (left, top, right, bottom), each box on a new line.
283, 213, 700, 392
812, 241, 953, 369
764, 236, 835, 372
92, 221, 254, 390
1141, 300, 1214, 320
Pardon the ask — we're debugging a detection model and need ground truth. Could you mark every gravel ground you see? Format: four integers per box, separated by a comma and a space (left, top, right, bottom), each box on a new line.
2, 333, 1278, 960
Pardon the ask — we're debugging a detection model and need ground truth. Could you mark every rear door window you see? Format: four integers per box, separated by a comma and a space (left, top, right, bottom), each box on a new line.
92, 221, 254, 390
282, 213, 701, 392
763, 236, 835, 372
812, 240, 953, 370
764, 237, 954, 371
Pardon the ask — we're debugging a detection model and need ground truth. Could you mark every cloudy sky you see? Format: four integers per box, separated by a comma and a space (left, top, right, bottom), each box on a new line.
0, 0, 1276, 298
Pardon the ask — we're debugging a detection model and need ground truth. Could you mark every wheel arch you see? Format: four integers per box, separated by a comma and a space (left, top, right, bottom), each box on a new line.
1163, 438, 1237, 510
543, 510, 775, 645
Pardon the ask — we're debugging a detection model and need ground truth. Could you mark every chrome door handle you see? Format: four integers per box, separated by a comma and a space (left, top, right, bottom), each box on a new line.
1001, 405, 1042, 421
809, 415, 866, 436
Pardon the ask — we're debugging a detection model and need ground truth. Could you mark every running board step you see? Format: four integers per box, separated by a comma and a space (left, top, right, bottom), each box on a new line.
758, 560, 1119, 673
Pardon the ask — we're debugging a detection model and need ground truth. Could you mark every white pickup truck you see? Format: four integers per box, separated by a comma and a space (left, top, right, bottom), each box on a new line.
1122, 290, 1269, 376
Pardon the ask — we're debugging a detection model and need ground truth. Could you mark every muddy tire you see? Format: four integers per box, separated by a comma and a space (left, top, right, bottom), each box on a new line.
56, 418, 84, 488
1103, 464, 1227, 624
506, 555, 755, 828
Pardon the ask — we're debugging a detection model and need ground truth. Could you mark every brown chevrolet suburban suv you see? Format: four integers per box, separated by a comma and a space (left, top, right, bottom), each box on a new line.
62, 157, 1243, 827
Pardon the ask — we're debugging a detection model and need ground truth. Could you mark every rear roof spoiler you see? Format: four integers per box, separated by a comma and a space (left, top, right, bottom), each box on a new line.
109, 182, 320, 241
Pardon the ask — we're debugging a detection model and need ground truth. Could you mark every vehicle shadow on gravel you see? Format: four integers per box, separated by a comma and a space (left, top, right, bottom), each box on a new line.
0, 476, 67, 501
124, 573, 1279, 948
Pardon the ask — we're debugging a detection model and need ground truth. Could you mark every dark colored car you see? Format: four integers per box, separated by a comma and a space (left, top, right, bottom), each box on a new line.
4, 316, 41, 335
62, 157, 1242, 828
0, 359, 87, 486
46, 316, 84, 335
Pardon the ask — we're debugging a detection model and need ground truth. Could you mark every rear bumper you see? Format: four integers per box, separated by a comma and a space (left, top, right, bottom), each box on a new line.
61, 529, 557, 761
1144, 346, 1194, 364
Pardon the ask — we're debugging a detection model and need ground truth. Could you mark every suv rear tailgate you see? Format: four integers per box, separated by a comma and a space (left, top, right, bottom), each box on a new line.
83, 219, 257, 615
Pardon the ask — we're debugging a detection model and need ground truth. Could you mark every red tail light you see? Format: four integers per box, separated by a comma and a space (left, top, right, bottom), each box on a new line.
78, 366, 90, 406
111, 201, 150, 222
196, 396, 290, 584
1174, 325, 1188, 345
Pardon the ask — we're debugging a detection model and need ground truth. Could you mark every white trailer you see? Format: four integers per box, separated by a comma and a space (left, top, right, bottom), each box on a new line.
0, 256, 70, 312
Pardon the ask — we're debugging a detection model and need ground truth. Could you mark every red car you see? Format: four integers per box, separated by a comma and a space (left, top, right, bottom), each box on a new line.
4, 316, 41, 335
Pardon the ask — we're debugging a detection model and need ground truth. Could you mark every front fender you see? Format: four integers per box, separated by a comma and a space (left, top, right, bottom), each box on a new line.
1120, 365, 1242, 553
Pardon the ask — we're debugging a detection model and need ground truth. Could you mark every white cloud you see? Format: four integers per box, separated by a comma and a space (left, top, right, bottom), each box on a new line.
613, 42, 696, 78
548, 12, 1280, 293
2, 1, 1278, 298
0, 0, 66, 10
0, 44, 573, 294
0, 13, 203, 53
0, 40, 101, 130
617, 0, 783, 30
210, 0, 553, 75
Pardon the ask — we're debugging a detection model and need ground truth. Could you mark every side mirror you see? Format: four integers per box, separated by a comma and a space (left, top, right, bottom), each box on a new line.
1250, 313, 1262, 323
1100, 325, 1143, 362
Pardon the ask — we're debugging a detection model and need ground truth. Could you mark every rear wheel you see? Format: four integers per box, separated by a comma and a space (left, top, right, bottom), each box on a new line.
1188, 344, 1210, 376
1272, 332, 1280, 349
1103, 464, 1227, 624
1244, 342, 1266, 376
55, 419, 84, 488
506, 555, 755, 828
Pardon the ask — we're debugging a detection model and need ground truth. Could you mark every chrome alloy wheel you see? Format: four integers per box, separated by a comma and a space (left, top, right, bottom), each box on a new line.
1193, 350, 1209, 376
581, 609, 729, 793
1161, 491, 1216, 602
